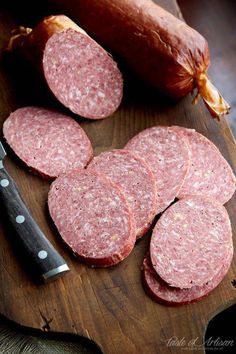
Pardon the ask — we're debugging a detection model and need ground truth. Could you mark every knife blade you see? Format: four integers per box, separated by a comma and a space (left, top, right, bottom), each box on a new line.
0, 141, 70, 282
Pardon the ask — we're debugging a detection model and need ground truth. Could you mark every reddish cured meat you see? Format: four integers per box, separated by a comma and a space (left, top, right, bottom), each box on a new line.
48, 169, 136, 267
3, 107, 93, 179
43, 29, 123, 119
175, 127, 236, 204
47, 0, 230, 118
125, 126, 190, 213
142, 250, 233, 306
150, 196, 232, 289
7, 15, 123, 120
88, 149, 157, 238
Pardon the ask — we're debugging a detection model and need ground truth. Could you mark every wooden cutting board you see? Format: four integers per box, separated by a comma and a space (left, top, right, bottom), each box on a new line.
0, 1, 236, 353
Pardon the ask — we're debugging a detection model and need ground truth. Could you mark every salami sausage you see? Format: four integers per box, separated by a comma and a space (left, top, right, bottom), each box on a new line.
48, 169, 136, 267
142, 249, 233, 306
150, 196, 233, 288
88, 149, 157, 238
174, 127, 236, 204
6, 15, 123, 119
49, 0, 230, 118
3, 107, 93, 178
125, 126, 190, 214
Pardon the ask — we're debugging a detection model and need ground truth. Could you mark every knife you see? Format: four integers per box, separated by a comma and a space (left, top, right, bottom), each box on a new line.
0, 141, 70, 282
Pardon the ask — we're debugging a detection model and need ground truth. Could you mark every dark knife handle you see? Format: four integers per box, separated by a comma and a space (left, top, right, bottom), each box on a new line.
0, 167, 70, 282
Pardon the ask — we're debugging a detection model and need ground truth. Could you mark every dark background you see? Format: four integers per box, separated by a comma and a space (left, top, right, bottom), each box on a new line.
178, 0, 236, 136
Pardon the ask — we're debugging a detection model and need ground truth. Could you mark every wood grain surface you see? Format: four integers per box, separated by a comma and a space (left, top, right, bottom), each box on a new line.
0, 1, 236, 353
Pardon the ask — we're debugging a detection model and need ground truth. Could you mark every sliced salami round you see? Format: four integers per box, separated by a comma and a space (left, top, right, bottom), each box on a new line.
125, 126, 190, 213
150, 196, 232, 289
142, 249, 233, 305
48, 169, 136, 267
43, 29, 123, 119
3, 107, 93, 179
88, 149, 157, 239
174, 127, 236, 204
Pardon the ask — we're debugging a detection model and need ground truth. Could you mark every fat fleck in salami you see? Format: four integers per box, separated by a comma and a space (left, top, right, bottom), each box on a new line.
7, 15, 123, 119
150, 197, 232, 289
175, 127, 236, 204
3, 107, 93, 178
142, 249, 233, 305
125, 127, 190, 213
88, 149, 157, 239
43, 29, 123, 119
48, 169, 136, 267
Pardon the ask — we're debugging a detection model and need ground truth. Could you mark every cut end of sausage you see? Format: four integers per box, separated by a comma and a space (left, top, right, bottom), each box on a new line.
43, 29, 123, 119
195, 73, 230, 119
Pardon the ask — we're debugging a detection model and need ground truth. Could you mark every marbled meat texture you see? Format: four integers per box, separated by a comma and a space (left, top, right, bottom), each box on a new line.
142, 249, 233, 305
88, 149, 157, 239
125, 126, 190, 213
175, 127, 236, 204
150, 196, 233, 288
43, 29, 123, 119
3, 107, 93, 178
48, 169, 136, 267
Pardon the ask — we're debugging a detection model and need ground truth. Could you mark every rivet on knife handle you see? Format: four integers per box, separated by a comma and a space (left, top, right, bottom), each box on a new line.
0, 143, 70, 282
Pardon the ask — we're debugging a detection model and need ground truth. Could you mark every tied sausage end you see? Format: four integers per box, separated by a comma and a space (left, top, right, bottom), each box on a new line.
194, 73, 230, 120
5, 15, 86, 54
5, 26, 32, 52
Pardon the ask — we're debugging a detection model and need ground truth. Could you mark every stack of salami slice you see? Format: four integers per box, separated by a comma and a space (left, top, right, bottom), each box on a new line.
143, 197, 233, 305
3, 108, 235, 305
126, 126, 235, 305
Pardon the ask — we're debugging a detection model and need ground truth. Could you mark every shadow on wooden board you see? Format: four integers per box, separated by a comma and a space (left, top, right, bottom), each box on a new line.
0, 313, 104, 354
204, 302, 236, 353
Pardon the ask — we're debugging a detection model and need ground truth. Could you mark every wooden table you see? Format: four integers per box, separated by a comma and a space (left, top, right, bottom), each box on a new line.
0, 1, 236, 353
